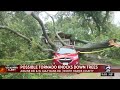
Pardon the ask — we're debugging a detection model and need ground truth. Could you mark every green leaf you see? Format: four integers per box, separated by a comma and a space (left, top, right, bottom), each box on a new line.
0, 75, 3, 79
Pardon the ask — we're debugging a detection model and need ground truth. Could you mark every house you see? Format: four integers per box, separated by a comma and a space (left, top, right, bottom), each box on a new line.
54, 31, 75, 48
41, 31, 75, 48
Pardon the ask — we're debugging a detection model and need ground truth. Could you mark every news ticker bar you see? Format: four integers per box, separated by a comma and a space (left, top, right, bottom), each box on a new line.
0, 65, 120, 73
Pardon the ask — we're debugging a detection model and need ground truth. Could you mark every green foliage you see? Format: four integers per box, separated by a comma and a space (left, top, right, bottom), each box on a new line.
1, 73, 60, 79
0, 74, 3, 79
0, 11, 120, 79
105, 59, 120, 65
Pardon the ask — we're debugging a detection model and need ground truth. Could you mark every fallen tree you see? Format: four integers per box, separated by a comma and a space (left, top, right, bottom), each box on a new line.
0, 11, 120, 54
30, 11, 120, 52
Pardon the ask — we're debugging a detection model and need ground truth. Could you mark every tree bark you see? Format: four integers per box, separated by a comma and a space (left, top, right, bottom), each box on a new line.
71, 39, 91, 44
75, 39, 117, 51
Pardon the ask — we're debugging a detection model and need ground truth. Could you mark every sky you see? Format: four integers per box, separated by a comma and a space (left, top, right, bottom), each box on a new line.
113, 11, 120, 26
40, 11, 120, 26
39, 11, 57, 23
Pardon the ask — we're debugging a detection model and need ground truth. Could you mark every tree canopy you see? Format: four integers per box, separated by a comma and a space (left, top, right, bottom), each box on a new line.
0, 11, 120, 79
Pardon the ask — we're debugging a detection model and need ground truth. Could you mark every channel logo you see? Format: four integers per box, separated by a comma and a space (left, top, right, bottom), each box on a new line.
101, 65, 114, 76
0, 65, 7, 73
105, 65, 111, 73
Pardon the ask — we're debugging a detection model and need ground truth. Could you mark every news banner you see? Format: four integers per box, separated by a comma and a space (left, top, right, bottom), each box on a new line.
0, 65, 119, 76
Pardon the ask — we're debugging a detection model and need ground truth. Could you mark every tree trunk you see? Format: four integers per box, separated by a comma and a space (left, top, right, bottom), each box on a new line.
75, 39, 117, 51
31, 12, 57, 50
1, 11, 118, 54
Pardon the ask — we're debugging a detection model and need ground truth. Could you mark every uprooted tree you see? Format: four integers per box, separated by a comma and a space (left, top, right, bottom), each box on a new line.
0, 11, 120, 56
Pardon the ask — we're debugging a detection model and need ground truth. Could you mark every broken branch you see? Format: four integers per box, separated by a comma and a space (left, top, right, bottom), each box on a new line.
75, 39, 118, 51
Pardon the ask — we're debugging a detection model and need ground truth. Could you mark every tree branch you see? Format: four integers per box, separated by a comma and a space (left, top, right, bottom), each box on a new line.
44, 11, 68, 46
0, 25, 55, 52
91, 15, 101, 35
31, 12, 57, 50
0, 25, 31, 44
71, 38, 91, 44
75, 39, 117, 51
103, 11, 109, 23
108, 39, 120, 47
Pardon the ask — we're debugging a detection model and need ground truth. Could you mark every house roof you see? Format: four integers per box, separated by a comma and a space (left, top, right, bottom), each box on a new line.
56, 31, 72, 38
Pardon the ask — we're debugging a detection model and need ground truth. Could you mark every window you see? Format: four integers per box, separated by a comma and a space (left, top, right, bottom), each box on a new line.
57, 48, 76, 54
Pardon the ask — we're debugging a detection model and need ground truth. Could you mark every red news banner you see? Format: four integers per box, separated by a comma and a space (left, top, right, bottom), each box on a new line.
0, 65, 120, 73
